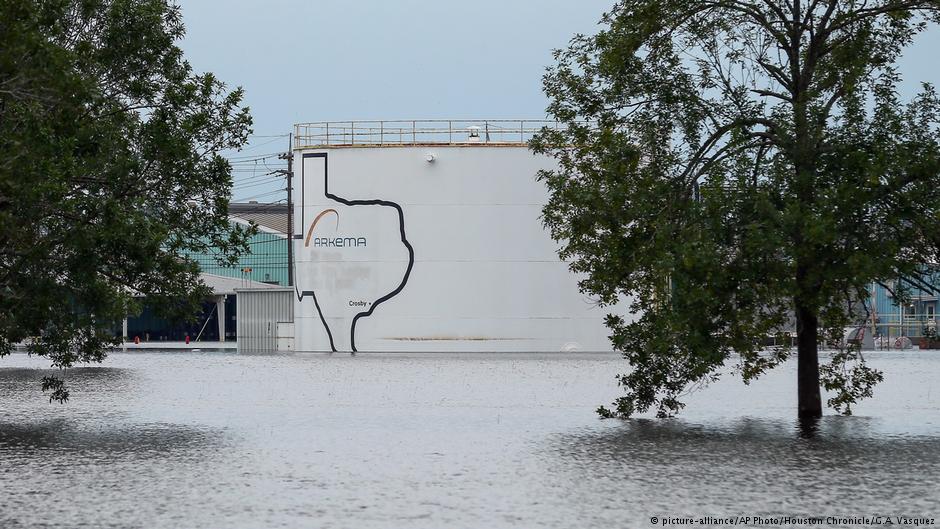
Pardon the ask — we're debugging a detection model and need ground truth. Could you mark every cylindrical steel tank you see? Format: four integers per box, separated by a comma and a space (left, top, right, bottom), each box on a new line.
291, 121, 627, 352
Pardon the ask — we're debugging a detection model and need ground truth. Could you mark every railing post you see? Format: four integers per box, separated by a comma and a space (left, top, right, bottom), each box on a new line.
449, 121, 452, 144
412, 121, 416, 145
380, 121, 384, 146
326, 123, 330, 145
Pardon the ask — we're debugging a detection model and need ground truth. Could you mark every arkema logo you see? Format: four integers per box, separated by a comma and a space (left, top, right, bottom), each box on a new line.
304, 208, 367, 248
295, 151, 414, 353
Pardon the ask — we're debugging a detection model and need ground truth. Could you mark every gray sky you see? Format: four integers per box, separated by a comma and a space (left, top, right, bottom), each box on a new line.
177, 1, 940, 201
180, 0, 612, 132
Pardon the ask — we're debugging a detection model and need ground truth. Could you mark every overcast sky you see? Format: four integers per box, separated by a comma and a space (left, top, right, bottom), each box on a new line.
177, 1, 940, 201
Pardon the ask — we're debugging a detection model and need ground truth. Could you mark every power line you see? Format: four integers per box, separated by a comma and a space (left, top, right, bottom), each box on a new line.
234, 135, 291, 153
231, 171, 284, 185
233, 169, 282, 179
233, 188, 286, 202
232, 179, 285, 192
228, 160, 284, 167
225, 152, 283, 162
232, 179, 285, 190
228, 202, 287, 211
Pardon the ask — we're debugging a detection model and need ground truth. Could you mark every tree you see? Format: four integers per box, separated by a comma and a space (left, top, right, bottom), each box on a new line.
0, 0, 253, 402
531, 0, 940, 420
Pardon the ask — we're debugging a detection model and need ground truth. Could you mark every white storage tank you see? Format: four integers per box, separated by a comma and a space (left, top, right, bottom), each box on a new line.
291, 120, 626, 352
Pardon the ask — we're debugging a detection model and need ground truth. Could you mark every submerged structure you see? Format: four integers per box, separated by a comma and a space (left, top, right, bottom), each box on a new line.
124, 203, 288, 344
290, 120, 621, 352
871, 279, 940, 342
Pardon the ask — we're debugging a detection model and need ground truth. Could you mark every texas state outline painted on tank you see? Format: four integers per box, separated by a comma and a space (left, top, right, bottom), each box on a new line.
295, 152, 415, 352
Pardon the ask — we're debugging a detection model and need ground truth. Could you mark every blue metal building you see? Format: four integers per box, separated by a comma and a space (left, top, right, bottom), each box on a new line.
871, 277, 939, 340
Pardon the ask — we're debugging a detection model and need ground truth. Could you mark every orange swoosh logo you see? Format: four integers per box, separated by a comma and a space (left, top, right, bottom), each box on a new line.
305, 209, 339, 247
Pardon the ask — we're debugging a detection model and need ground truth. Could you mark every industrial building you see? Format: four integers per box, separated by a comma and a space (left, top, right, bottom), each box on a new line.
127, 120, 627, 352
182, 202, 290, 287
131, 120, 940, 353
124, 202, 289, 344
289, 120, 624, 353
130, 122, 940, 353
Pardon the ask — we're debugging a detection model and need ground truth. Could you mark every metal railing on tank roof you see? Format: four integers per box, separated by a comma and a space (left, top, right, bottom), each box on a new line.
292, 119, 573, 148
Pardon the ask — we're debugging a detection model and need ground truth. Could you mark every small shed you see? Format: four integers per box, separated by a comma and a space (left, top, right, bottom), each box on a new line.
236, 288, 294, 352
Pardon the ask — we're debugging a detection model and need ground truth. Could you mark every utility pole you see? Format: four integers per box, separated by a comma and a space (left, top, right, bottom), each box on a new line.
279, 134, 294, 287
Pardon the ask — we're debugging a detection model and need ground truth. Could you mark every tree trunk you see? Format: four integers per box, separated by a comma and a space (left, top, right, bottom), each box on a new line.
795, 302, 822, 419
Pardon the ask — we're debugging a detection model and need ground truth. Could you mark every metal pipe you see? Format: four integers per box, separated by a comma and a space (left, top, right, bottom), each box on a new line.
194, 302, 218, 342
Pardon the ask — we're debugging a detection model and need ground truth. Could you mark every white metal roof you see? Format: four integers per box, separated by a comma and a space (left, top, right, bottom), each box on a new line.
200, 272, 281, 296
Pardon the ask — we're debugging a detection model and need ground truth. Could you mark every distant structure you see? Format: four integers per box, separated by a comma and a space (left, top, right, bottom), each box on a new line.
289, 119, 626, 353
124, 203, 287, 343
180, 201, 289, 286
871, 279, 939, 341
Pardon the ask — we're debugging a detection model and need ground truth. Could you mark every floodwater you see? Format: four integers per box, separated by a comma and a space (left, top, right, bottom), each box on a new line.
1, 351, 938, 528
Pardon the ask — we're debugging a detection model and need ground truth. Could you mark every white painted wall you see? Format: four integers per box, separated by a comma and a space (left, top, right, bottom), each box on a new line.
293, 145, 627, 352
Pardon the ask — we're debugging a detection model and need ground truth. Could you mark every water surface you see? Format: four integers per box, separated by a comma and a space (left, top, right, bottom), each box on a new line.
1, 351, 938, 528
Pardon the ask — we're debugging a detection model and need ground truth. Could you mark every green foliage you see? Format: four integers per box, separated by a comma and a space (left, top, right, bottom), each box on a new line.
0, 0, 253, 401
819, 342, 883, 415
533, 0, 940, 418
923, 325, 938, 342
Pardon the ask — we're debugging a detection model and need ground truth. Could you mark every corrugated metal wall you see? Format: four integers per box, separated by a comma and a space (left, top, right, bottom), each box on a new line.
236, 288, 293, 352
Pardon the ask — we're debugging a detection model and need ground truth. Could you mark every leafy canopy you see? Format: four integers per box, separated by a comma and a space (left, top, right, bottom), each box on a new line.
0, 0, 253, 401
532, 0, 940, 417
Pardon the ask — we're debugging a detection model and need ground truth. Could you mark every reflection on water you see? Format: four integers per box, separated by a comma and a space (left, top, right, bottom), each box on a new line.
0, 365, 135, 383
551, 417, 940, 519
0, 351, 938, 528
0, 419, 223, 453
